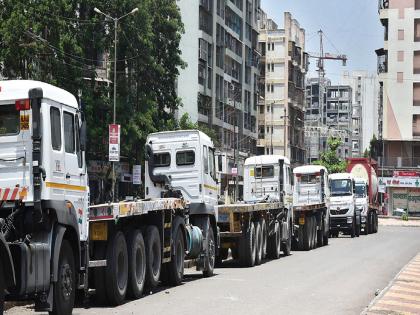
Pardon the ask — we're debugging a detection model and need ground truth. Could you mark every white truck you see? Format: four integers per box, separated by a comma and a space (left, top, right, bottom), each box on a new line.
292, 165, 330, 250
328, 173, 360, 238
216, 155, 293, 267
0, 81, 218, 315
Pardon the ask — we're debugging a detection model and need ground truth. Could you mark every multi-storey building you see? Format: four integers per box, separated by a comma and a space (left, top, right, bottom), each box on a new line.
377, 0, 420, 169
341, 71, 379, 157
177, 0, 261, 200
257, 11, 307, 166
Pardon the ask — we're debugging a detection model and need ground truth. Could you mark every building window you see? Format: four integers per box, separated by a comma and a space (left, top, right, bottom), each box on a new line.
414, 51, 420, 74
398, 29, 404, 40
414, 83, 420, 106
397, 72, 404, 83
398, 51, 404, 62
414, 115, 420, 137
271, 63, 274, 71
271, 85, 274, 92
415, 19, 420, 42
416, 0, 420, 10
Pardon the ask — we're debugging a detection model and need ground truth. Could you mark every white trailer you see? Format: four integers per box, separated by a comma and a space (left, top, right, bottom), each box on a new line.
292, 165, 330, 250
0, 81, 217, 315
216, 155, 293, 267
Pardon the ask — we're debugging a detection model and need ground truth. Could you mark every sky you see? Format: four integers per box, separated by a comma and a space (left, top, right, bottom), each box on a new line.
261, 0, 384, 83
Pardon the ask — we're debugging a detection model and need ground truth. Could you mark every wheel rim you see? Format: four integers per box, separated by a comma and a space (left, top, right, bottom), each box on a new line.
117, 250, 126, 289
208, 233, 215, 269
60, 263, 73, 301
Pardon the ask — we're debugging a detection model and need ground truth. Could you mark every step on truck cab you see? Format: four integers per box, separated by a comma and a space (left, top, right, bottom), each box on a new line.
328, 173, 360, 238
0, 80, 89, 315
216, 155, 293, 267
292, 165, 330, 250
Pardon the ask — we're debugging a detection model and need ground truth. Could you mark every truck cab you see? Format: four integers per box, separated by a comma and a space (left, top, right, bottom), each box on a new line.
354, 178, 369, 231
0, 80, 88, 314
328, 173, 359, 238
243, 155, 293, 207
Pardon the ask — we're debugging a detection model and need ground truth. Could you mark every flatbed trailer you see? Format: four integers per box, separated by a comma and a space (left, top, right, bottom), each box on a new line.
216, 201, 291, 267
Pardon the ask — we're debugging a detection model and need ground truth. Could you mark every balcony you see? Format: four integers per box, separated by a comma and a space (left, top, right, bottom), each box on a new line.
378, 0, 389, 12
376, 49, 388, 74
381, 156, 420, 169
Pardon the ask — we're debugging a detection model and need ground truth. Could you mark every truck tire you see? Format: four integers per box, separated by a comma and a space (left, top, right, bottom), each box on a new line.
127, 230, 146, 299
350, 220, 356, 238
105, 231, 128, 305
239, 221, 256, 267
255, 221, 263, 265
165, 227, 185, 286
302, 215, 311, 251
0, 260, 5, 315
323, 216, 329, 246
311, 216, 317, 249
50, 240, 76, 315
203, 224, 215, 277
267, 222, 281, 259
356, 221, 360, 237
317, 217, 324, 248
260, 219, 268, 260
373, 213, 378, 233
281, 220, 292, 256
145, 226, 162, 288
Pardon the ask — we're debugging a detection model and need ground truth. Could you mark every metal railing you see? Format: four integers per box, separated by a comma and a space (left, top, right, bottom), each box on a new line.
380, 156, 420, 168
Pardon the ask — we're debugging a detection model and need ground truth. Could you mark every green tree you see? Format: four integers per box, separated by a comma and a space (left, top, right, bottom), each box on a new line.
363, 148, 370, 158
314, 137, 347, 174
0, 0, 185, 165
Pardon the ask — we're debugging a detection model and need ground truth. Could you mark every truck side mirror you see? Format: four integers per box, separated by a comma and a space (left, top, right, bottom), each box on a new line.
80, 120, 87, 151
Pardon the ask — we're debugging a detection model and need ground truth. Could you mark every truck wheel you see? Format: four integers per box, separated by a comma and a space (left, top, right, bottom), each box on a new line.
260, 219, 268, 260
373, 213, 378, 233
255, 221, 263, 265
0, 260, 5, 315
127, 230, 146, 299
166, 227, 185, 286
267, 222, 281, 259
145, 226, 162, 288
311, 216, 318, 249
350, 220, 356, 238
105, 231, 128, 305
323, 216, 329, 246
203, 225, 215, 277
303, 216, 311, 251
281, 220, 292, 256
317, 218, 324, 248
50, 240, 76, 315
356, 222, 360, 237
239, 221, 256, 267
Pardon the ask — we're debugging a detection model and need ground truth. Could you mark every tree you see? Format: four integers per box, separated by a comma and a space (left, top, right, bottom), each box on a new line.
0, 0, 185, 165
313, 137, 347, 174
363, 148, 370, 158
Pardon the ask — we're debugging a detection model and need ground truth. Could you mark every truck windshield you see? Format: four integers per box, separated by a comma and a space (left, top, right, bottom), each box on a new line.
330, 179, 352, 196
0, 104, 20, 136
355, 184, 366, 198
299, 174, 319, 184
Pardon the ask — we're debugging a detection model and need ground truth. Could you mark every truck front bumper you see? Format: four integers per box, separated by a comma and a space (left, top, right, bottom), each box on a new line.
330, 216, 353, 231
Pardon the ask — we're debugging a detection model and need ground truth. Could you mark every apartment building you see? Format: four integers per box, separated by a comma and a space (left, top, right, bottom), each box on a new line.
341, 71, 379, 156
257, 11, 307, 165
377, 0, 420, 169
177, 0, 260, 200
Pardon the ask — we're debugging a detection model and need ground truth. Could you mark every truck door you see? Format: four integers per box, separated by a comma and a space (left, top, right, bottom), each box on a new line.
202, 145, 217, 207
63, 109, 88, 240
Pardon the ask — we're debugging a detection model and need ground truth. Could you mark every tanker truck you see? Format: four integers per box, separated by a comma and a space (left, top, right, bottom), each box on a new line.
346, 158, 379, 235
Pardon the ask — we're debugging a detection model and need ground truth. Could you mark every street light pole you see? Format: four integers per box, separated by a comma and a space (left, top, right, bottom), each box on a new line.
94, 7, 139, 202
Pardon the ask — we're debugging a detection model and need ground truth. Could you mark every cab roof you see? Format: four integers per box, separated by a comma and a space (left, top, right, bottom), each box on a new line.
293, 165, 327, 175
329, 172, 354, 180
0, 80, 78, 109
147, 130, 213, 145
245, 155, 290, 166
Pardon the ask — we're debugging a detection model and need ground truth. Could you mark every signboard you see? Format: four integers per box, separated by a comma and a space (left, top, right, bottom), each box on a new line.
231, 167, 238, 176
133, 165, 142, 185
109, 124, 120, 162
379, 177, 420, 189
393, 171, 420, 178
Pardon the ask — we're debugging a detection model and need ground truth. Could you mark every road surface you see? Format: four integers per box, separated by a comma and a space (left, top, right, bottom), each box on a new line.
7, 226, 420, 315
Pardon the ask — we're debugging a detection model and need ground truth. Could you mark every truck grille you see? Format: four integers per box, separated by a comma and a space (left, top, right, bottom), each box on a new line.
330, 208, 348, 215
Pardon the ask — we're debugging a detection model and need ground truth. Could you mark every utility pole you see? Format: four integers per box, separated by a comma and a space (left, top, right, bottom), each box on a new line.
94, 7, 139, 202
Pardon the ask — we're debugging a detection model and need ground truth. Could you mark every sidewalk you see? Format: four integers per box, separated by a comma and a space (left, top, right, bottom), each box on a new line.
365, 254, 420, 314
379, 217, 420, 227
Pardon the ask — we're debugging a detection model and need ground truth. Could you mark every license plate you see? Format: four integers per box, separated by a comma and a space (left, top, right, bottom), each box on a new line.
299, 217, 305, 225
218, 213, 230, 223
90, 222, 108, 241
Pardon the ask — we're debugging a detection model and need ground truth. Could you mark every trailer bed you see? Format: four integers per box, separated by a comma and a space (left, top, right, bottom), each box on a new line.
293, 202, 326, 212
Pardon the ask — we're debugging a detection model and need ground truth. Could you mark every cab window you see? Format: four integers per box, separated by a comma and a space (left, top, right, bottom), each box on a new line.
203, 146, 209, 174
255, 166, 274, 178
0, 104, 19, 136
209, 147, 216, 180
50, 107, 62, 151
153, 153, 171, 167
64, 112, 75, 153
176, 150, 195, 166
75, 117, 82, 168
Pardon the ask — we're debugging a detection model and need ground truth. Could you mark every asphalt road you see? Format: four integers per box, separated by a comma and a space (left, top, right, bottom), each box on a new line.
7, 226, 420, 315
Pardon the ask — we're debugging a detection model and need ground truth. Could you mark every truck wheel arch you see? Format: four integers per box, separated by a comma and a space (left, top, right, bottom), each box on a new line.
0, 233, 15, 288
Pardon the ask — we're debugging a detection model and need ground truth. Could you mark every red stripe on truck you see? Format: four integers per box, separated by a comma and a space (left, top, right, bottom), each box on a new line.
2, 188, 10, 201
10, 188, 18, 200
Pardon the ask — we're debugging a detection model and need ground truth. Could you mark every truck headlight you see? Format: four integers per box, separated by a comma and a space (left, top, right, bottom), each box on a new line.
347, 217, 353, 224
361, 216, 366, 223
